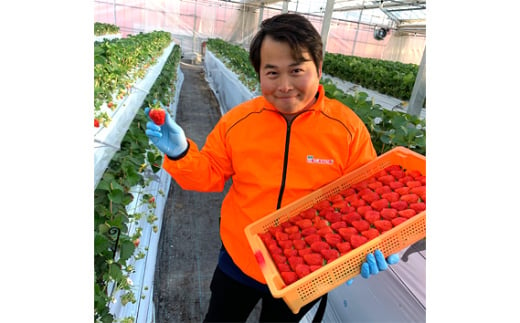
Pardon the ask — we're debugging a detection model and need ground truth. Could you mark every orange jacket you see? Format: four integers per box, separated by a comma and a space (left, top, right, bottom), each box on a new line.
162, 85, 376, 283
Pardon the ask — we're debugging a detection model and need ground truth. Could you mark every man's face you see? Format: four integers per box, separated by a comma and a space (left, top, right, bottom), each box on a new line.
259, 36, 322, 115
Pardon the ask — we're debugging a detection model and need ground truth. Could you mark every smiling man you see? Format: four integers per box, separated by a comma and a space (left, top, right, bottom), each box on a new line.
145, 13, 399, 322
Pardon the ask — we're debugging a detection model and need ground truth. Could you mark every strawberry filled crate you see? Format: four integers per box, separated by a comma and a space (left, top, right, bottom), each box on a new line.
244, 146, 426, 314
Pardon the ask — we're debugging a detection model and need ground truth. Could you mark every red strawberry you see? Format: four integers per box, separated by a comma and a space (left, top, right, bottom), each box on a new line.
339, 188, 357, 197
374, 220, 393, 232
324, 233, 342, 247
303, 253, 324, 266
410, 185, 426, 196
336, 241, 352, 254
310, 265, 322, 272
357, 188, 373, 197
330, 221, 347, 231
289, 215, 303, 224
318, 206, 335, 215
317, 226, 334, 237
391, 217, 408, 226
325, 211, 342, 223
380, 208, 398, 220
304, 234, 321, 245
409, 202, 426, 212
361, 192, 380, 203
364, 210, 381, 224
268, 226, 282, 236
351, 220, 370, 232
275, 231, 289, 241
390, 200, 408, 211
295, 264, 312, 278
320, 249, 340, 262
373, 169, 389, 178
390, 169, 405, 179
292, 239, 307, 250
300, 208, 317, 219
267, 243, 282, 255
329, 194, 344, 203
394, 186, 411, 195
276, 263, 291, 272
398, 175, 415, 184
381, 192, 400, 203
342, 211, 361, 225
332, 200, 347, 210
339, 205, 355, 214
338, 227, 358, 241
288, 256, 304, 271
284, 249, 298, 257
400, 193, 420, 203
356, 205, 373, 216
361, 228, 380, 240
367, 181, 383, 190
350, 198, 367, 207
398, 209, 417, 218
281, 222, 293, 229
94, 119, 100, 127
389, 181, 405, 190
313, 218, 329, 229
149, 107, 166, 125
371, 199, 389, 211
283, 225, 299, 234
133, 238, 140, 247
315, 200, 331, 211
288, 232, 301, 240
259, 232, 273, 244
350, 234, 368, 248
278, 240, 293, 249
384, 164, 402, 172
310, 241, 330, 253
352, 180, 369, 191
271, 254, 287, 264
406, 180, 422, 188
281, 271, 298, 285
298, 248, 312, 256
301, 227, 318, 236
374, 185, 392, 195
406, 169, 423, 179
377, 174, 395, 185
344, 194, 360, 204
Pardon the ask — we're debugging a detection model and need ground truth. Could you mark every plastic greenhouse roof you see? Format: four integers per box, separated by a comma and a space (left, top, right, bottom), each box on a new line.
243, 0, 426, 35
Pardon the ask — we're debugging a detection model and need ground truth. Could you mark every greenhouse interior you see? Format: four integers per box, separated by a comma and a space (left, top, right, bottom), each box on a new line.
94, 1, 427, 322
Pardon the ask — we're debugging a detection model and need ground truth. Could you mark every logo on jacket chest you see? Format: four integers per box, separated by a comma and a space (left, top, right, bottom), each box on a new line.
306, 155, 334, 165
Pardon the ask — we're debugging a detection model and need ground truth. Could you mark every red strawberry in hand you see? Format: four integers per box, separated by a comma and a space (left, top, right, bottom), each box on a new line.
149, 107, 166, 126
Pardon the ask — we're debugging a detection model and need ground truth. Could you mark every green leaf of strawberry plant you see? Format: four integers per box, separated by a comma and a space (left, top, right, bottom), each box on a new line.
118, 239, 136, 262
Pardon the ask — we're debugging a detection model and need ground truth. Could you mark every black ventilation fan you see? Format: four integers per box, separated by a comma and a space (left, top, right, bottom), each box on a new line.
374, 27, 389, 40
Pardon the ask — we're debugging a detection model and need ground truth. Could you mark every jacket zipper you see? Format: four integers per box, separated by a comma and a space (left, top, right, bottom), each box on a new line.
276, 116, 295, 209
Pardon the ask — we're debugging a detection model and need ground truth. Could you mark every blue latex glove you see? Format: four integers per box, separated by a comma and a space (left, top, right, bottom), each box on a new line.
360, 249, 399, 279
144, 106, 188, 158
346, 249, 399, 285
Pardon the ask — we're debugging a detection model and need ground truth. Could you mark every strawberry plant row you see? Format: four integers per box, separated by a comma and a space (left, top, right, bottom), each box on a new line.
94, 30, 172, 128
259, 163, 425, 286
94, 44, 182, 323
323, 53, 419, 101
95, 22, 120, 36
94, 41, 177, 187
206, 38, 260, 93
